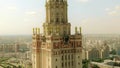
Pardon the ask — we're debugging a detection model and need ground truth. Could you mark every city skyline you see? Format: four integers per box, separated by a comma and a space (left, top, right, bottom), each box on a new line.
0, 0, 120, 35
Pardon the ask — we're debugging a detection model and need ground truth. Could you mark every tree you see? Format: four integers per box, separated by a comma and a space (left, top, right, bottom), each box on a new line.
91, 58, 104, 63
92, 64, 100, 68
82, 59, 90, 68
0, 57, 10, 67
0, 57, 18, 68
109, 49, 117, 55
6, 66, 11, 68
18, 65, 22, 68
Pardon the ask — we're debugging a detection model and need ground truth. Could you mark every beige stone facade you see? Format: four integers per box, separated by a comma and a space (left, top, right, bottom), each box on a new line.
32, 0, 82, 68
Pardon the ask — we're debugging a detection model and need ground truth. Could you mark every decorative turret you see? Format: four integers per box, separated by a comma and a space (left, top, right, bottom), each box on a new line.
80, 27, 82, 34
75, 27, 82, 35
32, 28, 41, 52
33, 28, 40, 35
75, 27, 78, 34
32, 28, 41, 68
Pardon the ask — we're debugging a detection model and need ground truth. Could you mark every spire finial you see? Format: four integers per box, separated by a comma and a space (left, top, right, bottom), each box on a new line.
33, 28, 35, 34
80, 27, 82, 34
36, 28, 37, 34
75, 27, 78, 34
38, 28, 40, 34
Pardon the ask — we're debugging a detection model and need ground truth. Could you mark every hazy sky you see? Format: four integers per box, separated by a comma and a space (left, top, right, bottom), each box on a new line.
0, 0, 120, 35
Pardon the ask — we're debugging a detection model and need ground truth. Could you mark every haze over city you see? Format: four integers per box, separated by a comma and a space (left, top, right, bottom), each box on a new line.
0, 0, 120, 68
0, 0, 120, 35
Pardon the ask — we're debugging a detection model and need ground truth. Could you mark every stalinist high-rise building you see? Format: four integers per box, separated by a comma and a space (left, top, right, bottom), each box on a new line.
32, 0, 82, 68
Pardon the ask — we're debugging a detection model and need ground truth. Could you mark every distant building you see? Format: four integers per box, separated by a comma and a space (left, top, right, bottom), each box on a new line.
0, 43, 20, 53
82, 40, 110, 60
32, 0, 82, 68
15, 43, 20, 52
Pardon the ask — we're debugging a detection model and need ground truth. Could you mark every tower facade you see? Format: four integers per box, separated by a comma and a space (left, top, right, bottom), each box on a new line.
32, 0, 82, 68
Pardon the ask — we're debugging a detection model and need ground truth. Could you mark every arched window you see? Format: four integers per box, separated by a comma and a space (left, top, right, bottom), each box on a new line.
68, 55, 70, 60
71, 54, 73, 59
62, 56, 63, 60
62, 18, 64, 23
56, 59, 57, 61
65, 55, 67, 60
56, 18, 59, 22
72, 61, 73, 66
68, 62, 70, 66
62, 62, 64, 67
65, 62, 67, 67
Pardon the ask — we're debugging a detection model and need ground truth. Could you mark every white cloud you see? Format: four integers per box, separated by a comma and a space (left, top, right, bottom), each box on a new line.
105, 8, 110, 11
25, 11, 37, 15
106, 5, 120, 16
80, 0, 89, 2
77, 0, 89, 3
7, 6, 17, 11
115, 5, 120, 10
108, 11, 118, 16
23, 10, 45, 26
0, 6, 17, 13
81, 19, 90, 23
79, 17, 120, 34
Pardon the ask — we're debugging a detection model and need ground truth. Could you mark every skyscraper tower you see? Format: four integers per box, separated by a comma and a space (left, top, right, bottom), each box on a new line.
32, 0, 82, 68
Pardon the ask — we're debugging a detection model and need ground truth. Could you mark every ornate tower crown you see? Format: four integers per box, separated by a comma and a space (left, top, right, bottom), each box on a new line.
45, 0, 68, 24
43, 0, 70, 36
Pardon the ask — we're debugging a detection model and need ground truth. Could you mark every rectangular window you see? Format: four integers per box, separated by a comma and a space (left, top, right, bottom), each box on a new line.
62, 62, 64, 67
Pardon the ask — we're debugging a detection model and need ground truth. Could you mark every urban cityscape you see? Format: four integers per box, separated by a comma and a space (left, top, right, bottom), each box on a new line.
0, 0, 120, 68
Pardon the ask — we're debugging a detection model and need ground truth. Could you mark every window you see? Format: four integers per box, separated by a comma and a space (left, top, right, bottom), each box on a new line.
68, 62, 70, 66
61, 51, 63, 54
56, 18, 59, 22
62, 56, 63, 60
78, 62, 80, 65
65, 62, 67, 67
65, 55, 67, 60
62, 18, 64, 23
56, 59, 57, 61
62, 63, 64, 67
72, 61, 73, 66
68, 55, 70, 60
71, 55, 73, 59
78, 56, 80, 58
